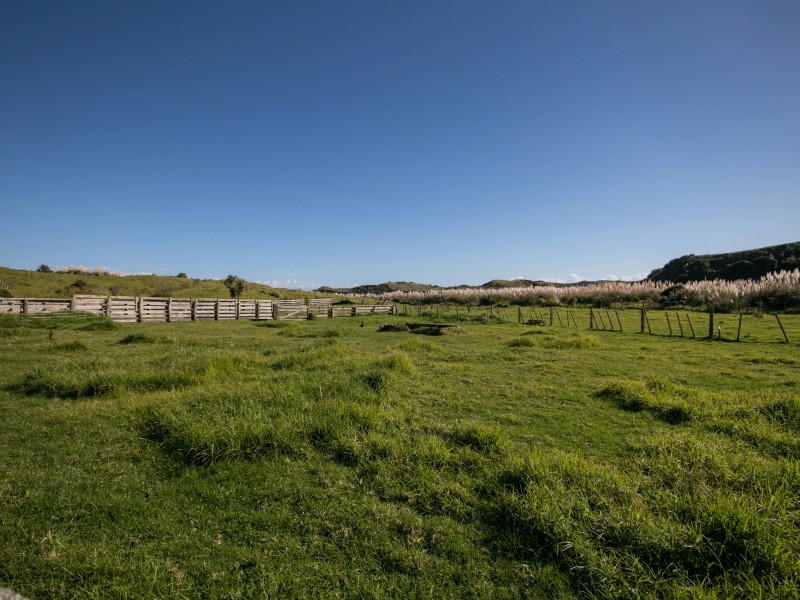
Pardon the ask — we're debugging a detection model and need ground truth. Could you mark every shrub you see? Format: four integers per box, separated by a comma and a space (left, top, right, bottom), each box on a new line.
223, 274, 246, 299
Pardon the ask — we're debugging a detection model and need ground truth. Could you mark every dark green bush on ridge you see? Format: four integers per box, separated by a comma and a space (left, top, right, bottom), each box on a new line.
648, 241, 800, 283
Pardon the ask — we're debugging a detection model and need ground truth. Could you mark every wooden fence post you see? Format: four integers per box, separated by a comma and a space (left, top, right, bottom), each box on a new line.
775, 314, 789, 342
589, 308, 595, 329
686, 313, 695, 338
167, 297, 172, 323
665, 312, 673, 336
22, 298, 28, 316
736, 312, 742, 342
708, 309, 714, 339
640, 307, 646, 333
215, 300, 220, 321
615, 310, 623, 331
549, 307, 553, 326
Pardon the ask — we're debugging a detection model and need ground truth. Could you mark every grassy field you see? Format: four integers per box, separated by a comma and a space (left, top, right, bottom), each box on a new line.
1, 310, 799, 598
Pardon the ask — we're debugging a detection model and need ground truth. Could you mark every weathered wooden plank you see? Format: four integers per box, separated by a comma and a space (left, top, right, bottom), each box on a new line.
26, 301, 72, 313
275, 299, 306, 307
276, 305, 308, 320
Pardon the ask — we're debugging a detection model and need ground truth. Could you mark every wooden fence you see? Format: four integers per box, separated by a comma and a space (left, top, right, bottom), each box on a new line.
0, 296, 395, 323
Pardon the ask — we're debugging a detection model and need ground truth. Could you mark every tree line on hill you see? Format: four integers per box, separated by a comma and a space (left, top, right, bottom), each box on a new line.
647, 241, 799, 283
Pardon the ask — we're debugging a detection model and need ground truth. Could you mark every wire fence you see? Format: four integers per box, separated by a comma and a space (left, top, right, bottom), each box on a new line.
391, 303, 798, 344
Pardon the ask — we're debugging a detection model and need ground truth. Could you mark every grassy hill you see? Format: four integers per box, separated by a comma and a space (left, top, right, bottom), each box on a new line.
317, 281, 441, 295
480, 278, 571, 288
648, 241, 800, 283
0, 267, 310, 300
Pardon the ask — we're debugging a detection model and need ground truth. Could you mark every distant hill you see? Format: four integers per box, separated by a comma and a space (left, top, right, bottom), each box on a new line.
319, 279, 575, 294
0, 267, 310, 300
647, 242, 800, 283
317, 281, 441, 295
480, 279, 570, 288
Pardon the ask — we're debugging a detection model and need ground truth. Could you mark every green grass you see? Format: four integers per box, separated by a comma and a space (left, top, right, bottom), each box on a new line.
1, 312, 799, 598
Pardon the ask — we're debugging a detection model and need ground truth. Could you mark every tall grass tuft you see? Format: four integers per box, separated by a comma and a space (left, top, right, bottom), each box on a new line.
16, 353, 216, 399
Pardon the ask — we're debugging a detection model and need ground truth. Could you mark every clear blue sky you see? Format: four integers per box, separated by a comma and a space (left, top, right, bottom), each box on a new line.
2, 1, 798, 288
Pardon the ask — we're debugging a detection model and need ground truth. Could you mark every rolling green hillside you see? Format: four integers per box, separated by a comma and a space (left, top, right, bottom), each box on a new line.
0, 267, 310, 300
648, 241, 800, 283
318, 281, 441, 295
480, 278, 570, 288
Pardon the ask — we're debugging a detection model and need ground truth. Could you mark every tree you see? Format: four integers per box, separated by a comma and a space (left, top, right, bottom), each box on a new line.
36, 264, 53, 273
223, 274, 246, 299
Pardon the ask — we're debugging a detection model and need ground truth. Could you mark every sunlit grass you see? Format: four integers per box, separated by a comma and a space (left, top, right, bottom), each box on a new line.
1, 313, 799, 598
